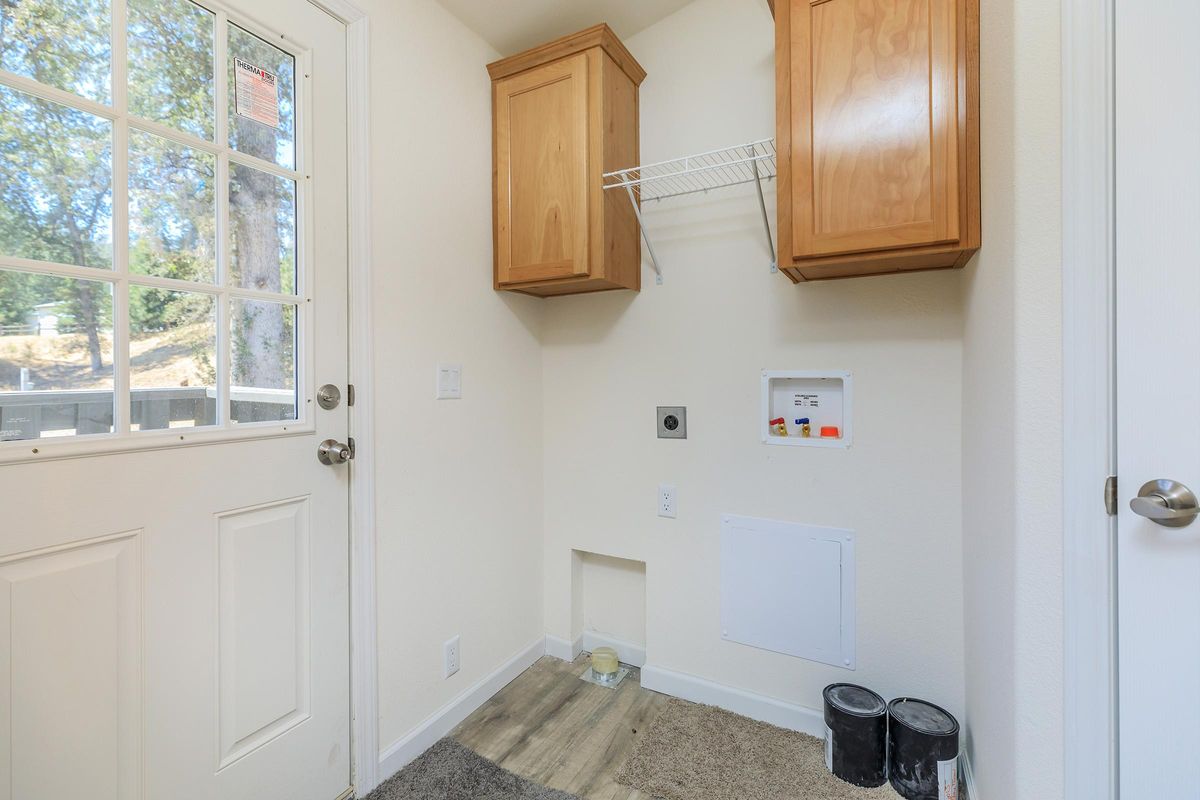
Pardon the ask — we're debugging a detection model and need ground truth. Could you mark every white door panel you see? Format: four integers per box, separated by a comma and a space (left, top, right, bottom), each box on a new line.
1116, 0, 1200, 794
217, 498, 312, 771
0, 533, 141, 800
0, 0, 351, 797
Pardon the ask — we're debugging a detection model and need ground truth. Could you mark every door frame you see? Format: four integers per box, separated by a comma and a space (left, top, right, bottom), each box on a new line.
1062, 0, 1117, 797
303, 0, 378, 795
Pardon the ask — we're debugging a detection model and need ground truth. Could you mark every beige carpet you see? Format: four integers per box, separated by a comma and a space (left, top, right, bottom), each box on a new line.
616, 698, 903, 800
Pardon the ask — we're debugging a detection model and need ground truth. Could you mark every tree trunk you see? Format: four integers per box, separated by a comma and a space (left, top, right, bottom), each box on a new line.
68, 240, 104, 374
75, 282, 103, 373
231, 118, 286, 389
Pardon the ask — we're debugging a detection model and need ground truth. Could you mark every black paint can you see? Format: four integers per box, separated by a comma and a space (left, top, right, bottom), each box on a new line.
822, 683, 888, 788
888, 697, 960, 800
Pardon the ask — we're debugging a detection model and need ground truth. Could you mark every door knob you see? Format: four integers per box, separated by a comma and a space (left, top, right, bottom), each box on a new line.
317, 439, 354, 465
1130, 479, 1200, 527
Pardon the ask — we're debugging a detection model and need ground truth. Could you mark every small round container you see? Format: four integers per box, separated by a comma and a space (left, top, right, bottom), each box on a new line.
590, 647, 619, 677
822, 684, 888, 788
888, 698, 960, 800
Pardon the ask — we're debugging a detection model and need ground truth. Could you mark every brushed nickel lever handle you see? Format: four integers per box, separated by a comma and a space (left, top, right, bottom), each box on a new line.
1130, 480, 1199, 527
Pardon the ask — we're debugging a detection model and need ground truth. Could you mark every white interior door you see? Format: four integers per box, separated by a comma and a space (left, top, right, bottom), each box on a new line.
1116, 1, 1200, 794
0, 1, 351, 798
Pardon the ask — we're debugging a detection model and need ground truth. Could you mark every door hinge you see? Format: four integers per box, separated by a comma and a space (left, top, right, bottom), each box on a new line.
348, 437, 356, 459
1104, 475, 1118, 516
347, 384, 356, 407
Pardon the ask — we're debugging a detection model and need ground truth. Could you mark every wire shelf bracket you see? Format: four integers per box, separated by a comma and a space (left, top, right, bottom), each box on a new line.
603, 138, 777, 285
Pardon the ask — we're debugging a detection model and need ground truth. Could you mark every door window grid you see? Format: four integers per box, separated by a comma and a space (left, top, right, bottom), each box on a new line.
0, 0, 310, 445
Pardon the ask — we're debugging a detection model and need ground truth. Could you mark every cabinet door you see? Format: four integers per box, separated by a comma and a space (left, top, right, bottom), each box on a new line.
787, 0, 960, 260
494, 54, 592, 285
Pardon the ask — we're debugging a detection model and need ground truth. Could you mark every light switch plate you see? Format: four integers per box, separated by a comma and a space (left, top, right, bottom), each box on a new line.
657, 406, 687, 439
436, 363, 462, 399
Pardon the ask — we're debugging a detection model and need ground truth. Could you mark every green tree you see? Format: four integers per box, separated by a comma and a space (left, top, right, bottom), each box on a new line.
0, 85, 112, 371
0, 0, 112, 372
1, 0, 295, 390
0, 270, 46, 326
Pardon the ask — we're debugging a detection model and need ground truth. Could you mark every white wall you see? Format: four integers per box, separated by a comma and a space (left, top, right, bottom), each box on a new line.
541, 0, 966, 724
961, 0, 1064, 796
358, 0, 548, 758
579, 552, 647, 647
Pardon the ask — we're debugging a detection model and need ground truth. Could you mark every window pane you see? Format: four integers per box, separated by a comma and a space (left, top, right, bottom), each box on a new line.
0, 84, 113, 269
227, 23, 295, 169
129, 129, 216, 282
130, 285, 215, 430
231, 298, 296, 423
128, 0, 214, 139
0, 270, 113, 441
229, 163, 296, 293
0, 0, 111, 104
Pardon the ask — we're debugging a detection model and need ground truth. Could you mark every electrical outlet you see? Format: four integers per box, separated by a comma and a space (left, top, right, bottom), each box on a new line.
444, 635, 460, 678
658, 484, 677, 518
657, 406, 687, 439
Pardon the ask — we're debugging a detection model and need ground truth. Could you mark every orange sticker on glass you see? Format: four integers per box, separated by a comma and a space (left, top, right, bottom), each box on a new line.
233, 57, 280, 129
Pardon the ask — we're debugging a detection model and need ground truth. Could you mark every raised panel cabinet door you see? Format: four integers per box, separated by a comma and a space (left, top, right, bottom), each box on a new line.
495, 53, 592, 286
789, 0, 960, 259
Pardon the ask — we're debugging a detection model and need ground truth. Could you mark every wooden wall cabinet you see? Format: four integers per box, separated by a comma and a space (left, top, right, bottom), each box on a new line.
775, 0, 980, 281
488, 25, 646, 297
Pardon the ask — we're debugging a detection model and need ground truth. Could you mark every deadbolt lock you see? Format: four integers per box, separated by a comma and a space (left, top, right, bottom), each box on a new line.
317, 384, 341, 410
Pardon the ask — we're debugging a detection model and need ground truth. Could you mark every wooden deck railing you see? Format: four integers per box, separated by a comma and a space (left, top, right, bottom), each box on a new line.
0, 386, 296, 440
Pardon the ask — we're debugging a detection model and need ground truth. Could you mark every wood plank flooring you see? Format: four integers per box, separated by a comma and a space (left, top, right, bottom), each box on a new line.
451, 655, 669, 800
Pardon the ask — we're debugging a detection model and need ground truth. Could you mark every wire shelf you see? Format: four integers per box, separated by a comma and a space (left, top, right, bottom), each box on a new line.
603, 138, 777, 203
602, 138, 777, 284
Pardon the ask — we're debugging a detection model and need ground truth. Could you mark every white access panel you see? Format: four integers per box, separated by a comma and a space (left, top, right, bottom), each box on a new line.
720, 515, 855, 669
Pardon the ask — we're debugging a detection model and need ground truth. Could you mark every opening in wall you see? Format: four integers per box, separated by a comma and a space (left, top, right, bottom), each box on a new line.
573, 550, 647, 667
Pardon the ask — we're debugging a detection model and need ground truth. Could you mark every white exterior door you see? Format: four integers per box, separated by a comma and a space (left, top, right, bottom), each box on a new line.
0, 0, 352, 798
1116, 1, 1200, 794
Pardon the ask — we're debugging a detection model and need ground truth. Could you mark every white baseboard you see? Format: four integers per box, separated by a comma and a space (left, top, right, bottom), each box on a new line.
640, 664, 825, 738
960, 748, 979, 800
376, 637, 544, 783
580, 630, 646, 668
544, 633, 583, 661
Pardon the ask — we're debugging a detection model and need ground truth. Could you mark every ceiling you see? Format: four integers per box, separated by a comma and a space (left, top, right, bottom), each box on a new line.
436, 0, 699, 57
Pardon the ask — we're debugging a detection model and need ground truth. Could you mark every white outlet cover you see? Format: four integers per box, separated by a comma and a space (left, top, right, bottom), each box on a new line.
444, 635, 461, 678
658, 484, 677, 519
436, 363, 462, 399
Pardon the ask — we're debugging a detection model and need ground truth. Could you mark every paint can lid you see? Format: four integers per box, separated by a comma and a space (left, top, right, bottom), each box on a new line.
888, 698, 959, 735
824, 683, 886, 716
